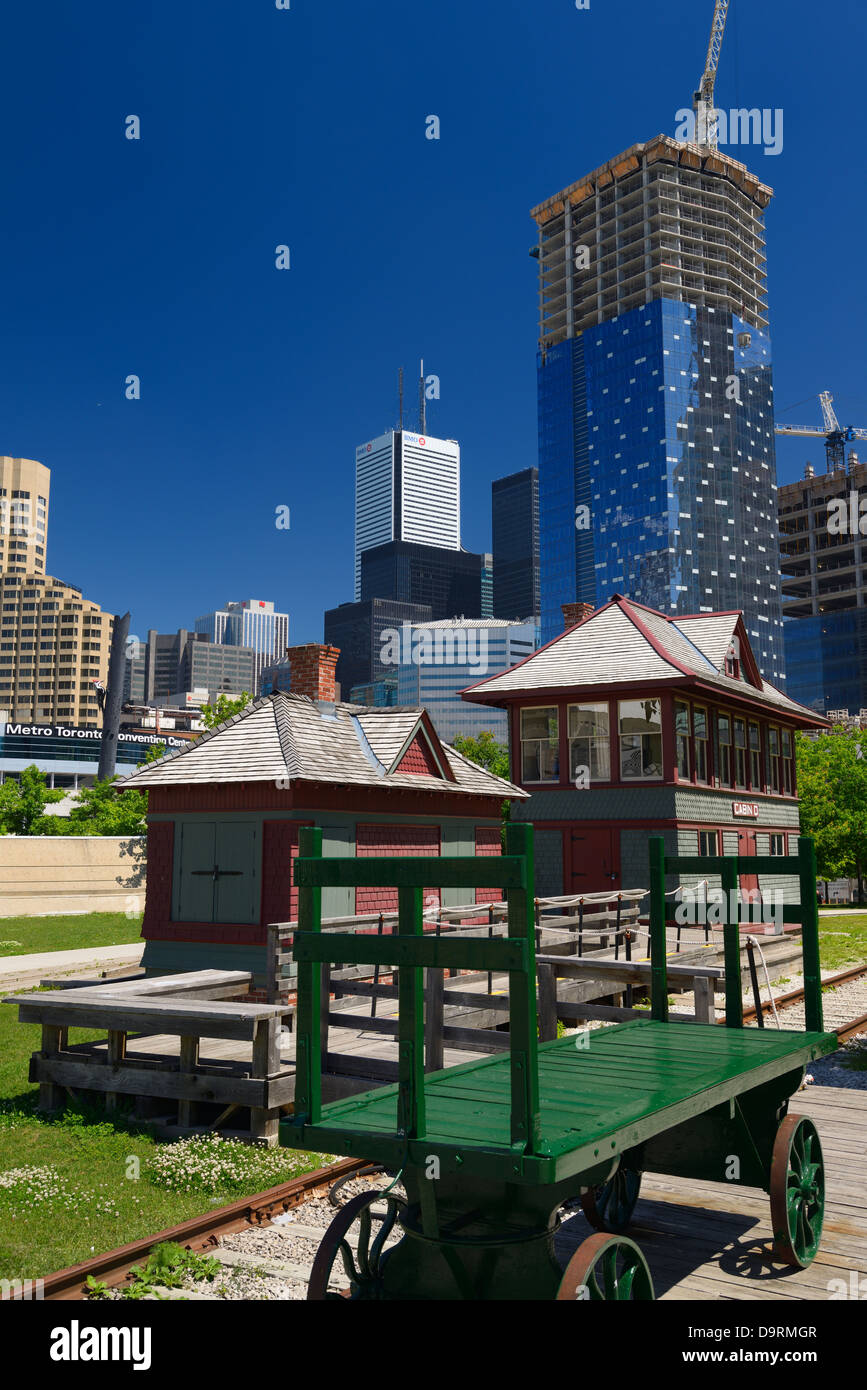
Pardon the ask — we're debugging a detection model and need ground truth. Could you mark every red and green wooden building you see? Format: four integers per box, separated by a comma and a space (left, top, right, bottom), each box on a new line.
462, 596, 828, 904
121, 649, 525, 991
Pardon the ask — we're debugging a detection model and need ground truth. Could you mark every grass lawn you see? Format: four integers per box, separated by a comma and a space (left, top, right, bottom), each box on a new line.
0, 913, 143, 958
817, 913, 867, 971
0, 1000, 330, 1283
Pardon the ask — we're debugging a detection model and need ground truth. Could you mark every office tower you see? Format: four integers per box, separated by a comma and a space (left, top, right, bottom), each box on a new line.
779, 454, 867, 715
492, 468, 540, 620
354, 430, 460, 599
138, 630, 256, 704
323, 598, 433, 696
360, 540, 485, 619
195, 598, 289, 688
0, 574, 111, 726
532, 135, 784, 684
396, 618, 537, 744
481, 553, 494, 619
0, 457, 50, 576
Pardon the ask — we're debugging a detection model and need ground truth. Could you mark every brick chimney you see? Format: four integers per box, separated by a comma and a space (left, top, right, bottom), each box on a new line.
285, 644, 340, 703
561, 602, 596, 631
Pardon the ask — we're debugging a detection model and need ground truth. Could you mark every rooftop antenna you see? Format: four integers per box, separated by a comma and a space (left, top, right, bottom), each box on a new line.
419, 358, 426, 434
398, 367, 404, 432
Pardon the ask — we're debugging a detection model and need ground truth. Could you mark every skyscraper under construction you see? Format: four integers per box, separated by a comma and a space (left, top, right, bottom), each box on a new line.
533, 133, 784, 685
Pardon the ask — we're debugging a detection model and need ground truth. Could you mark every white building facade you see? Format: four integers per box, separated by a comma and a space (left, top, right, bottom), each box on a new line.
195, 599, 290, 688
354, 430, 461, 599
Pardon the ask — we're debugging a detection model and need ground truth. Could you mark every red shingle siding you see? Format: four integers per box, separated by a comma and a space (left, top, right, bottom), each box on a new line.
475, 825, 503, 904
261, 820, 303, 927
355, 823, 441, 914
141, 821, 174, 940
394, 734, 440, 776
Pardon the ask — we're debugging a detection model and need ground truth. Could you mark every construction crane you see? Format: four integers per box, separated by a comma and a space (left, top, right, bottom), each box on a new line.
775, 392, 867, 474
693, 1, 730, 147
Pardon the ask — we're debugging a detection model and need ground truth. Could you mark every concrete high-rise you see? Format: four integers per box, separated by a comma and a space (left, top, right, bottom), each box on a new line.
492, 468, 539, 621
354, 430, 460, 599
195, 599, 289, 688
0, 457, 50, 576
779, 454, 867, 716
532, 136, 784, 684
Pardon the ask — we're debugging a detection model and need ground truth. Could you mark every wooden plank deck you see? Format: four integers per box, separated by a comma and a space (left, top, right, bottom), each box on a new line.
555, 1085, 867, 1300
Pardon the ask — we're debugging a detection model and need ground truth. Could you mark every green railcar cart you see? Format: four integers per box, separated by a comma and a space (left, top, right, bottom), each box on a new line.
280, 825, 836, 1300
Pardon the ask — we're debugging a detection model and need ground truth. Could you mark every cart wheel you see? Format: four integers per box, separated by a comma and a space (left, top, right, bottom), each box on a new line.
580, 1159, 642, 1234
307, 1189, 405, 1300
557, 1233, 654, 1301
770, 1113, 825, 1268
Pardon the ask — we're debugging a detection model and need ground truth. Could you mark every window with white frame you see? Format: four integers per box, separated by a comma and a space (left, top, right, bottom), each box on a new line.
568, 703, 610, 782
618, 699, 663, 780
520, 706, 559, 783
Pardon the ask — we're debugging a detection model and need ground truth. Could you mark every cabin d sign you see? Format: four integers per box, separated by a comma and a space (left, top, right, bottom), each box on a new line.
732, 802, 759, 819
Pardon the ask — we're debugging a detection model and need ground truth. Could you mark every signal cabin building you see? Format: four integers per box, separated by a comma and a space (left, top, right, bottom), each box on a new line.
120, 655, 525, 994
462, 596, 829, 904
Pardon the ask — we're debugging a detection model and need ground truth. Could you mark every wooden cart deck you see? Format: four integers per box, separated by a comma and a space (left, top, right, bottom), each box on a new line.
289, 1018, 836, 1183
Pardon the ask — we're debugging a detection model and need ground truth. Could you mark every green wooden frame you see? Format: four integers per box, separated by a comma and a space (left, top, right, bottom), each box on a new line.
292, 822, 542, 1155
648, 835, 823, 1031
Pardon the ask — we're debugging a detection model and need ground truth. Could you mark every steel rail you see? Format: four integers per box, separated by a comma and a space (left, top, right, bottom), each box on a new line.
38, 1157, 365, 1301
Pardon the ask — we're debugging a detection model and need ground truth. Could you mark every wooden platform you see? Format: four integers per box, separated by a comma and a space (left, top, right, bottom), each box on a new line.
555, 1085, 867, 1300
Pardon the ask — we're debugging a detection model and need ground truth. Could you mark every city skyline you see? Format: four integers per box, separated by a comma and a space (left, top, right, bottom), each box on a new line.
0, 1, 862, 655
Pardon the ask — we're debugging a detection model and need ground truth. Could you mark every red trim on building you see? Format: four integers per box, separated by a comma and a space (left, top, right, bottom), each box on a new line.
474, 825, 503, 904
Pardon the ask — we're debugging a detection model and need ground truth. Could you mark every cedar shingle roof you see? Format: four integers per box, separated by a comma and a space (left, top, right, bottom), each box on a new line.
117, 692, 527, 799
462, 596, 827, 725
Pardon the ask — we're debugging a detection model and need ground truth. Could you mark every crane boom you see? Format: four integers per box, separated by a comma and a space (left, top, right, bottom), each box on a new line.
775, 391, 867, 471
693, 1, 730, 147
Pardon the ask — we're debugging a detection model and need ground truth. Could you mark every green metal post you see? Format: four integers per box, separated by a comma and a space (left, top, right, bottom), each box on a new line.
504, 822, 541, 1154
295, 826, 323, 1123
648, 836, 668, 1022
722, 854, 742, 1028
397, 884, 426, 1141
798, 836, 823, 1032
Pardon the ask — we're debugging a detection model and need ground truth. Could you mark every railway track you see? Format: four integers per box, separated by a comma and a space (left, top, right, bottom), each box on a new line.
38, 1158, 367, 1301
739, 961, 867, 1040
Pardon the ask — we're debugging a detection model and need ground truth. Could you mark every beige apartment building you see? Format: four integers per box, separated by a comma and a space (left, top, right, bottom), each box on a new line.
0, 574, 112, 727
0, 457, 50, 575
0, 456, 114, 729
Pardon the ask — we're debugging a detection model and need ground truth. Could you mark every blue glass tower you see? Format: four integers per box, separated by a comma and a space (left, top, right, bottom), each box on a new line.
533, 136, 785, 685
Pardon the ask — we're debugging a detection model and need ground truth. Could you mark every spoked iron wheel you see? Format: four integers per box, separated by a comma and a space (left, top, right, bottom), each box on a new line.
557, 1233, 654, 1301
770, 1113, 825, 1268
580, 1158, 642, 1233
307, 1189, 405, 1300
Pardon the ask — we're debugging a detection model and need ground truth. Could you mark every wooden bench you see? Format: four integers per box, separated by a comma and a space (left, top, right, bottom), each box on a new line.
4, 970, 293, 1145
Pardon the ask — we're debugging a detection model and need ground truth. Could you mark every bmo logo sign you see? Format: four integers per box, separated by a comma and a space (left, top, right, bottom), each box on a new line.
404, 431, 426, 447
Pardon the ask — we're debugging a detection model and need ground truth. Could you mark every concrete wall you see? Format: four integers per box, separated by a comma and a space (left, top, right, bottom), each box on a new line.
0, 836, 146, 916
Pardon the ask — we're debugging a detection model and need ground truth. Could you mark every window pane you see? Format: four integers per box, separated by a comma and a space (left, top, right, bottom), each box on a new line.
521, 706, 558, 741
674, 701, 690, 735
749, 724, 760, 751
619, 699, 661, 734
718, 714, 730, 743
734, 719, 746, 748
568, 703, 609, 738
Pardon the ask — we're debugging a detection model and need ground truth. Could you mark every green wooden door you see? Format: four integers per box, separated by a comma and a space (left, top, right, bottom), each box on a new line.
214, 822, 259, 923
175, 822, 217, 922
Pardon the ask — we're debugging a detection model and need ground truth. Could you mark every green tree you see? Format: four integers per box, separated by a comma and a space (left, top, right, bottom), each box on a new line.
452, 731, 514, 846
451, 731, 510, 780
0, 765, 65, 835
796, 728, 867, 902
199, 692, 252, 730
37, 777, 149, 837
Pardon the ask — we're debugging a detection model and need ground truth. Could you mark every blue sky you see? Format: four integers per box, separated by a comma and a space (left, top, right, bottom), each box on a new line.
0, 0, 863, 647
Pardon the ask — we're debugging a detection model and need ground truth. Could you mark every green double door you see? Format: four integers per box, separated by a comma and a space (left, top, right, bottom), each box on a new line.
175, 820, 260, 924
